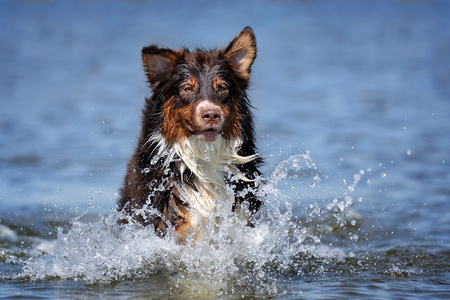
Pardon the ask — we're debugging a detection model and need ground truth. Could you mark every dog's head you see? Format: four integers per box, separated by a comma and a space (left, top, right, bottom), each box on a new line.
142, 27, 256, 144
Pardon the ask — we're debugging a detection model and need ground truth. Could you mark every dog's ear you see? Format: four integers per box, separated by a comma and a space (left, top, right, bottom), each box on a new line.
224, 26, 257, 80
142, 46, 178, 83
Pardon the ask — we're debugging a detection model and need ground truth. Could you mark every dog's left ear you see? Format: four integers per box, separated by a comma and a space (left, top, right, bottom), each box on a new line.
224, 26, 257, 80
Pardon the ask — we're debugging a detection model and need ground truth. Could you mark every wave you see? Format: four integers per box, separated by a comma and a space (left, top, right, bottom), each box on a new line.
16, 153, 369, 297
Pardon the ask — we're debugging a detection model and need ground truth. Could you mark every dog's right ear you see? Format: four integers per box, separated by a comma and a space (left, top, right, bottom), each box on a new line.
142, 46, 178, 83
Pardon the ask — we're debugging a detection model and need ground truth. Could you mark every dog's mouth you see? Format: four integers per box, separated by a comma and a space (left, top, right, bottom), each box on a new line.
186, 122, 220, 142
197, 128, 219, 142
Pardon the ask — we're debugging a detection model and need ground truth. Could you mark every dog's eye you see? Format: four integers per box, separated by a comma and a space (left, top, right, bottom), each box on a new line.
184, 87, 193, 93
217, 85, 227, 92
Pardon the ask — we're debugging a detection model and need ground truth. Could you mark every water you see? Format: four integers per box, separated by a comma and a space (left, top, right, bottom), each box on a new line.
1, 0, 449, 298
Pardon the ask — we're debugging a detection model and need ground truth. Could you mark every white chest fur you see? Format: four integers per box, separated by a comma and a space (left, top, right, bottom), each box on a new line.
150, 134, 257, 237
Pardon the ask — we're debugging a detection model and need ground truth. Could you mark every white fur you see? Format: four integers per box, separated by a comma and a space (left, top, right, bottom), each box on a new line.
149, 134, 257, 238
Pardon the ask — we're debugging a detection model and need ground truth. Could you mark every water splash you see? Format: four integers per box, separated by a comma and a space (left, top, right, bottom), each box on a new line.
19, 151, 364, 297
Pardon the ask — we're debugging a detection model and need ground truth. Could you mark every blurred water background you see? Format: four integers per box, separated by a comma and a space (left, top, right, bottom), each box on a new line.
1, 0, 449, 298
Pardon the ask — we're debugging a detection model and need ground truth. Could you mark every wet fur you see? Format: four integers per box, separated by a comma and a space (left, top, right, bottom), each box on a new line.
117, 27, 262, 243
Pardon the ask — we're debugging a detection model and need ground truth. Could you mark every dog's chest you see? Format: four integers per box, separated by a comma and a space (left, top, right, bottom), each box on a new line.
151, 135, 255, 239
178, 154, 235, 216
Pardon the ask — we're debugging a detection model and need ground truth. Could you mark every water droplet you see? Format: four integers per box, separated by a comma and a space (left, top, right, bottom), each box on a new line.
350, 234, 359, 241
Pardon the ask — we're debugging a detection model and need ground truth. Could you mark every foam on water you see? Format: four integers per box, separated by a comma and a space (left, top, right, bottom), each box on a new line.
19, 152, 362, 297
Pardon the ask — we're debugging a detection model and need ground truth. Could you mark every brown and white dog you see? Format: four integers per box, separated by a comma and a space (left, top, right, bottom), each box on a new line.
117, 27, 262, 243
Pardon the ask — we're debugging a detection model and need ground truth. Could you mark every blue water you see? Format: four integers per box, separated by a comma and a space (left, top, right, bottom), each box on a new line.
1, 0, 449, 298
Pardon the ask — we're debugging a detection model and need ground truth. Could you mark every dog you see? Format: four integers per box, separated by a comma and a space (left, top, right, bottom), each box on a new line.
117, 26, 262, 243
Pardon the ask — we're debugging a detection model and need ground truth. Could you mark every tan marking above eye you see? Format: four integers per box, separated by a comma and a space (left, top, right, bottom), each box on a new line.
183, 77, 199, 94
213, 77, 228, 93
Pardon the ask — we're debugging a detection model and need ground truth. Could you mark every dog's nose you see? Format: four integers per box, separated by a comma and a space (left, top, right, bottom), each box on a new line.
201, 108, 221, 124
